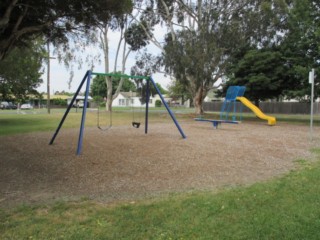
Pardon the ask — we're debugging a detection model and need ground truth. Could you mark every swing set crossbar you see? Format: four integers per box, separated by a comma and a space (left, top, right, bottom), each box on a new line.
91, 72, 149, 80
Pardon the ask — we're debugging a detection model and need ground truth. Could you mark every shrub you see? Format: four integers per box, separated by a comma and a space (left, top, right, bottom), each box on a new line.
52, 98, 67, 106
155, 99, 162, 107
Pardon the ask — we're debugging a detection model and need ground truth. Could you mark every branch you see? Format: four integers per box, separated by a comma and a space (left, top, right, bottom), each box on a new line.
159, 0, 176, 41
12, 4, 29, 33
0, 0, 19, 28
130, 13, 164, 52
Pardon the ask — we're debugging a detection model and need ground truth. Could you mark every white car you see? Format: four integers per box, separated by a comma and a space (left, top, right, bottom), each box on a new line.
20, 103, 33, 110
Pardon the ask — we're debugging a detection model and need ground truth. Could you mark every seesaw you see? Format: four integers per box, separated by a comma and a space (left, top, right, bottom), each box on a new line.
194, 118, 239, 129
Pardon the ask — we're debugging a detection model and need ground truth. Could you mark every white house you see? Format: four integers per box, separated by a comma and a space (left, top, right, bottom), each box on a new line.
112, 92, 168, 107
67, 95, 93, 107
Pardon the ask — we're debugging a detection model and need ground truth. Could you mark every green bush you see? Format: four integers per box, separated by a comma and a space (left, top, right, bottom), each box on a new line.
52, 98, 67, 106
155, 99, 162, 107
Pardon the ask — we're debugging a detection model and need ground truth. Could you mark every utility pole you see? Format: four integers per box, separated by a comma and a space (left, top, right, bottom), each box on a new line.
47, 42, 56, 114
309, 68, 315, 141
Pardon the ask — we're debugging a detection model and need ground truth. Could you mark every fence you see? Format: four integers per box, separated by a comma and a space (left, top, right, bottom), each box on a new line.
203, 101, 319, 114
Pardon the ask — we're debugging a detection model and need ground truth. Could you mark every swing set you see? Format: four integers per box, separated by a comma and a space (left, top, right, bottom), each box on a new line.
49, 70, 186, 155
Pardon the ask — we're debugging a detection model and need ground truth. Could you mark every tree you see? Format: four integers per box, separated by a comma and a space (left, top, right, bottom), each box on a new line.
96, 1, 152, 112
167, 79, 191, 105
90, 74, 136, 100
278, 0, 320, 101
131, 50, 163, 103
133, 0, 289, 114
0, 40, 45, 100
220, 48, 288, 106
0, 0, 133, 60
155, 83, 168, 95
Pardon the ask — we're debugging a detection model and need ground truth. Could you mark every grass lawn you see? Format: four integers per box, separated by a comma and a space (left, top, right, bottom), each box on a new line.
0, 107, 187, 136
1, 109, 320, 239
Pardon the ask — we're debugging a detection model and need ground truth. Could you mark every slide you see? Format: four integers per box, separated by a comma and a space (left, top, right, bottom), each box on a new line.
236, 97, 276, 126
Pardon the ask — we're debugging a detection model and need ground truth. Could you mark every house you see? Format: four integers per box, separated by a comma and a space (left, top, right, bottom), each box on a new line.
112, 92, 168, 108
67, 95, 93, 107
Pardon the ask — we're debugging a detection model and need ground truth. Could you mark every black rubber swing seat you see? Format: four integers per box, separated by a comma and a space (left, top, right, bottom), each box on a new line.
132, 122, 140, 128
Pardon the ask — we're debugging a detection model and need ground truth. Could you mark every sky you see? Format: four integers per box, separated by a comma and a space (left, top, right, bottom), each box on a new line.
37, 27, 172, 95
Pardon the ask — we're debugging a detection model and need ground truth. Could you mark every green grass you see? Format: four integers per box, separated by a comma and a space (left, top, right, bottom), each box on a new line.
0, 108, 181, 136
1, 157, 320, 239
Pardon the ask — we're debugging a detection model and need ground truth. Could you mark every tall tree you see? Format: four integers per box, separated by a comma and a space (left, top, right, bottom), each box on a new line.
220, 48, 288, 106
133, 0, 289, 114
167, 79, 191, 105
0, 0, 133, 60
96, 1, 151, 111
0, 40, 45, 100
279, 0, 320, 101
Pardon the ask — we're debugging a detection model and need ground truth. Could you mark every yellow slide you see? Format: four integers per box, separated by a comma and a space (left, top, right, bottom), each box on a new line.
236, 97, 276, 126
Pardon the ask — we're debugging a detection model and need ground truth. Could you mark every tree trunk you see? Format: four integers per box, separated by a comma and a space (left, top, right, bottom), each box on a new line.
193, 86, 205, 115
106, 76, 112, 111
102, 26, 112, 112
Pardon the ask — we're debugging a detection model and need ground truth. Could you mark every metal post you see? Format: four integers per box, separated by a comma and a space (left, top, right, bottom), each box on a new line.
77, 71, 92, 155
49, 71, 89, 145
47, 42, 51, 114
309, 68, 315, 141
149, 77, 186, 139
145, 79, 150, 134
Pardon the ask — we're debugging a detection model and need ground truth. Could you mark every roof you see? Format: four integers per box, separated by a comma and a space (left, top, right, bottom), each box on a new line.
119, 92, 140, 98
67, 96, 93, 100
42, 94, 70, 100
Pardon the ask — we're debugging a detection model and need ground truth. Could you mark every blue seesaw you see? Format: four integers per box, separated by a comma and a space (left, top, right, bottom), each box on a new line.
194, 118, 239, 129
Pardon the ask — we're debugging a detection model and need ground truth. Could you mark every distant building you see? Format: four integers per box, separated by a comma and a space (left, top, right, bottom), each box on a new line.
112, 92, 170, 107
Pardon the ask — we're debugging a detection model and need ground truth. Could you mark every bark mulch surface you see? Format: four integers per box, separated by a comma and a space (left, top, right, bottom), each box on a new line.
1, 121, 319, 208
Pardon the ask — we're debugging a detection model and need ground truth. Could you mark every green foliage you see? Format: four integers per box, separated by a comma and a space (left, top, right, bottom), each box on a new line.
160, 0, 289, 114
125, 21, 150, 51
0, 0, 133, 60
167, 79, 191, 104
155, 83, 167, 94
278, 0, 320, 101
223, 0, 320, 102
0, 40, 45, 100
51, 98, 67, 106
155, 99, 162, 107
2, 153, 320, 239
222, 48, 288, 104
90, 74, 136, 99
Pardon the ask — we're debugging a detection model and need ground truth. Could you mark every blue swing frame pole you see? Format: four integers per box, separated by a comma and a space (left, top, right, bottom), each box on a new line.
76, 70, 92, 155
145, 78, 150, 134
49, 70, 89, 145
149, 76, 186, 139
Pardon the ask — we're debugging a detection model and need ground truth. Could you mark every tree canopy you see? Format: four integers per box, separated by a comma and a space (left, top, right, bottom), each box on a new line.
0, 0, 133, 60
90, 74, 136, 101
158, 0, 288, 114
220, 48, 288, 105
224, 0, 320, 103
0, 39, 45, 100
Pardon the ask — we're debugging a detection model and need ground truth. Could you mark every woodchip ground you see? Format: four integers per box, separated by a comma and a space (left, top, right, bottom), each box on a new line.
1, 120, 319, 207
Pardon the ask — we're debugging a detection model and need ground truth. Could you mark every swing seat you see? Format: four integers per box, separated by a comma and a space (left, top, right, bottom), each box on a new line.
132, 121, 140, 128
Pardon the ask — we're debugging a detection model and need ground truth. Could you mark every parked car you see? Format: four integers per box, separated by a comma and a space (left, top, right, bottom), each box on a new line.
20, 103, 33, 110
1, 101, 17, 109
0, 101, 9, 109
8, 102, 17, 109
76, 101, 84, 108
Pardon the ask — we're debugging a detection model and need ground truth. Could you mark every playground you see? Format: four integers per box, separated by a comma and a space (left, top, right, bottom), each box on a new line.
1, 119, 319, 207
